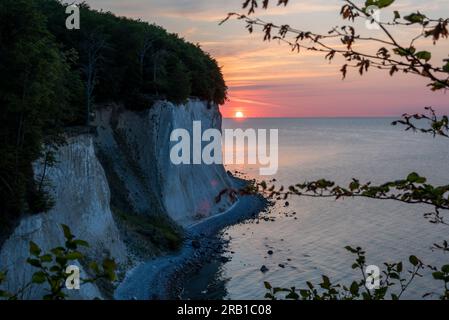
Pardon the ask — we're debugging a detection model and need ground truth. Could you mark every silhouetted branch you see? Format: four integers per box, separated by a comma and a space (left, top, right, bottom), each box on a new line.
222, 0, 449, 90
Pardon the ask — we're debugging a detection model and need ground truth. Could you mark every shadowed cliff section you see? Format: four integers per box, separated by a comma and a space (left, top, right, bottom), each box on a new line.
0, 0, 232, 300
0, 0, 228, 240
94, 100, 235, 227
0, 134, 127, 299
0, 99, 237, 299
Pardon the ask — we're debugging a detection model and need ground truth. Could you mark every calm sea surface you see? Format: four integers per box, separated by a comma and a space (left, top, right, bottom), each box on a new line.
183, 118, 449, 300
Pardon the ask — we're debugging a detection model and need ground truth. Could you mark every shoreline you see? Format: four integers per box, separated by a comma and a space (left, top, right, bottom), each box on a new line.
115, 178, 267, 300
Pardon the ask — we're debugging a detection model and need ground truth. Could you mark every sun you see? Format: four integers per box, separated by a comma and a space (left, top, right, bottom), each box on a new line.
235, 111, 245, 118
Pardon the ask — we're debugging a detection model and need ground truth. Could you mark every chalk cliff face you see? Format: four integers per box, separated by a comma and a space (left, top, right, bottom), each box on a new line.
152, 100, 234, 225
0, 135, 127, 299
95, 99, 234, 226
0, 100, 234, 299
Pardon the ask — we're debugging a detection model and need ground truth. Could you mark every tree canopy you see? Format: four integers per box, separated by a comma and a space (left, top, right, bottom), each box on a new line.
0, 0, 227, 234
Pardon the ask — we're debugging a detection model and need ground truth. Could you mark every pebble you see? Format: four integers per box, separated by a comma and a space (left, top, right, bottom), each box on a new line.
191, 240, 201, 249
260, 265, 269, 273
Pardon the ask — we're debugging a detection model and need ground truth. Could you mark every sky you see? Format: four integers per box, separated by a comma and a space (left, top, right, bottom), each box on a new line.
84, 0, 448, 118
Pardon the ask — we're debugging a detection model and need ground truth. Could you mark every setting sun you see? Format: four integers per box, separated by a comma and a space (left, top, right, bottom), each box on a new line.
235, 111, 245, 118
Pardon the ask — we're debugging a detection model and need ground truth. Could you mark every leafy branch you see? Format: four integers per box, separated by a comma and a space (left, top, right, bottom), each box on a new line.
264, 246, 432, 300
0, 225, 117, 300
250, 172, 449, 223
392, 107, 449, 138
221, 0, 449, 90
224, 0, 449, 301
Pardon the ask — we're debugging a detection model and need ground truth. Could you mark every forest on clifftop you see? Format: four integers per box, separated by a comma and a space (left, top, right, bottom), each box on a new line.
0, 0, 227, 237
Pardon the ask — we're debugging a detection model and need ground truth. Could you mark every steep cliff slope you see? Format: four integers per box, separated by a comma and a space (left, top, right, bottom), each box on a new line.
95, 99, 234, 226
0, 134, 127, 299
0, 99, 236, 299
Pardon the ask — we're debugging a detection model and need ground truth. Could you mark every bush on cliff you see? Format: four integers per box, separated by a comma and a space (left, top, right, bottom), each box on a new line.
0, 0, 227, 232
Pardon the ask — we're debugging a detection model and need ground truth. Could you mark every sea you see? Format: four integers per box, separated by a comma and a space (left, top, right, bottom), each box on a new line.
182, 118, 449, 300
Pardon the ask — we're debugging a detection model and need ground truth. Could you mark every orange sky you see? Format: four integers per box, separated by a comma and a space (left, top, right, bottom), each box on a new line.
87, 0, 448, 118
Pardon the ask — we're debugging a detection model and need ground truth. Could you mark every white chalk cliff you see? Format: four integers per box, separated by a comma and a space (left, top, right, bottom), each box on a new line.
0, 135, 127, 299
0, 100, 234, 299
95, 99, 233, 226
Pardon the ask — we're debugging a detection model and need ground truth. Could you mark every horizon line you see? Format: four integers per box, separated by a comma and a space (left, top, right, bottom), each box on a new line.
222, 116, 401, 119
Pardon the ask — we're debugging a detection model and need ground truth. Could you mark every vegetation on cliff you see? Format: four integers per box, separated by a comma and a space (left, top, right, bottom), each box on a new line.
0, 0, 227, 232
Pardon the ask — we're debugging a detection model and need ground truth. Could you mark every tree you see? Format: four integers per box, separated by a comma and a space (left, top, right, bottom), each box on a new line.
80, 30, 106, 125
164, 55, 192, 103
224, 0, 449, 299
151, 49, 169, 95
138, 33, 154, 81
0, 0, 78, 230
0, 0, 228, 234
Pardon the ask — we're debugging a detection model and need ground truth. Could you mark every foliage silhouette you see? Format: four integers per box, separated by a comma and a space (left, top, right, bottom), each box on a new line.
0, 225, 116, 300
0, 0, 227, 235
225, 0, 449, 300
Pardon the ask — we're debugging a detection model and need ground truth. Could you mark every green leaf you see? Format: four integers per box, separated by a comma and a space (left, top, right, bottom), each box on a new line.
432, 271, 444, 280
49, 266, 61, 273
102, 258, 116, 270
306, 281, 314, 290
409, 255, 420, 266
51, 247, 65, 256
416, 177, 426, 183
264, 281, 272, 290
27, 258, 42, 268
394, 11, 401, 20
407, 172, 420, 183
443, 62, 449, 73
89, 262, 99, 273
393, 47, 415, 57
65, 252, 83, 261
428, 80, 449, 91
415, 51, 432, 62
65, 241, 77, 250
61, 224, 73, 241
0, 289, 10, 298
29, 241, 41, 257
350, 281, 359, 295
378, 0, 395, 8
32, 271, 47, 284
56, 256, 68, 266
40, 254, 52, 263
299, 289, 310, 298
349, 180, 360, 191
390, 273, 400, 280
442, 265, 449, 273
345, 246, 358, 253
365, 0, 395, 9
102, 258, 117, 281
264, 293, 274, 299
74, 240, 89, 247
285, 291, 299, 300
322, 275, 331, 286
404, 12, 427, 24
273, 287, 285, 294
